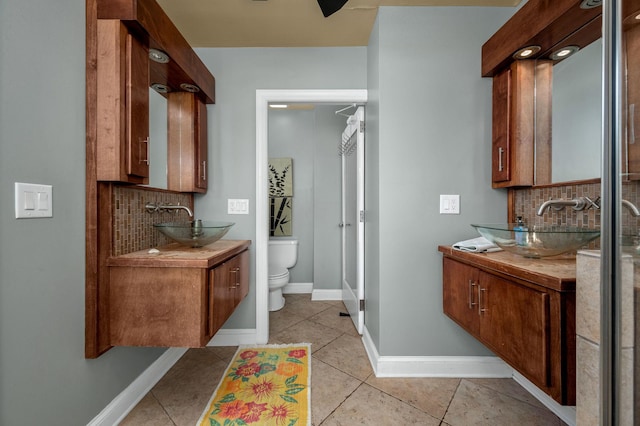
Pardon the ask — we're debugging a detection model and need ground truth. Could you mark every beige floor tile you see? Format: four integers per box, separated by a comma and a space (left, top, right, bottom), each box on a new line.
313, 334, 373, 381
321, 383, 441, 426
467, 378, 547, 410
205, 345, 239, 363
269, 319, 342, 349
310, 358, 361, 425
120, 393, 174, 426
283, 295, 336, 318
270, 307, 307, 335
366, 376, 460, 419
309, 306, 359, 336
151, 348, 230, 426
443, 379, 562, 426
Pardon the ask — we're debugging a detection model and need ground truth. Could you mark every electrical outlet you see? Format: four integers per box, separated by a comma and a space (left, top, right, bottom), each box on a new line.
440, 194, 460, 214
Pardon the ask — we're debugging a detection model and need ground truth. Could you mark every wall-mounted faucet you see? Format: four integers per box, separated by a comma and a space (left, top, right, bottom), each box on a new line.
145, 202, 194, 218
536, 196, 600, 216
622, 199, 640, 217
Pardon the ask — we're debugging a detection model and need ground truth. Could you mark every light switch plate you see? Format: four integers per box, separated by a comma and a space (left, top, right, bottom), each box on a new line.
440, 194, 460, 214
15, 182, 53, 218
228, 198, 249, 215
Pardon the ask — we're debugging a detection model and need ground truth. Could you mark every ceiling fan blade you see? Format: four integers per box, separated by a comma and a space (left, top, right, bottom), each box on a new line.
317, 0, 349, 17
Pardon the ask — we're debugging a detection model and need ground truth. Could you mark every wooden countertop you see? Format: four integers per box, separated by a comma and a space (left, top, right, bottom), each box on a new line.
107, 239, 251, 269
438, 245, 576, 292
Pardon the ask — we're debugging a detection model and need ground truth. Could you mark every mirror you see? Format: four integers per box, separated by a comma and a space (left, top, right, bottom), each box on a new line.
549, 38, 602, 183
146, 88, 168, 189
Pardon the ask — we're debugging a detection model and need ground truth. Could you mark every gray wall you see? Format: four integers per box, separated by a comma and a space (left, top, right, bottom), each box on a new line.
193, 47, 368, 327
366, 7, 512, 356
268, 106, 345, 288
0, 1, 167, 424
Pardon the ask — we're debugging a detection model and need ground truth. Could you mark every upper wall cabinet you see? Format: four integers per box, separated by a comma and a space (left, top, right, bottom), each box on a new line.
96, 20, 150, 184
483, 0, 602, 188
491, 60, 552, 188
168, 92, 208, 193
94, 0, 215, 189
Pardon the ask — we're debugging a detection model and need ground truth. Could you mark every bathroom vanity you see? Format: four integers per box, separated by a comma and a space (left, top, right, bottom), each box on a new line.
107, 239, 250, 347
439, 246, 576, 405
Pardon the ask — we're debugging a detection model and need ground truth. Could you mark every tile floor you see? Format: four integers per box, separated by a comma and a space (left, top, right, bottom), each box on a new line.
121, 294, 567, 425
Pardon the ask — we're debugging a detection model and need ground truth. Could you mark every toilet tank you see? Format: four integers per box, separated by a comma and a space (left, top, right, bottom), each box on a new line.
268, 237, 298, 269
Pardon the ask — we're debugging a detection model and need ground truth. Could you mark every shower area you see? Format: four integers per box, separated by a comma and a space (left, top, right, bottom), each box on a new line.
267, 104, 359, 296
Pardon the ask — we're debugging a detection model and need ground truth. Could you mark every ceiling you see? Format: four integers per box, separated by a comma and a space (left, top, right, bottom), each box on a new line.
156, 0, 521, 48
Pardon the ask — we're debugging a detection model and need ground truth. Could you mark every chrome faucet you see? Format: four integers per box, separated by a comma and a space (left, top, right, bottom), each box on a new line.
622, 199, 640, 217
536, 196, 600, 216
145, 202, 194, 218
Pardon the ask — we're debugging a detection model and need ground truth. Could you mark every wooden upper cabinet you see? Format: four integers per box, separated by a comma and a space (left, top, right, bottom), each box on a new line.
491, 60, 551, 188
167, 92, 209, 193
96, 20, 149, 184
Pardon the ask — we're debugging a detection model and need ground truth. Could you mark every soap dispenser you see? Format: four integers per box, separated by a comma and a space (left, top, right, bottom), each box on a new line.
514, 216, 528, 246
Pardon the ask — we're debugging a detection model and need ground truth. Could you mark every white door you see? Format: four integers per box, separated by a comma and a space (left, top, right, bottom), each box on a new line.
340, 106, 365, 334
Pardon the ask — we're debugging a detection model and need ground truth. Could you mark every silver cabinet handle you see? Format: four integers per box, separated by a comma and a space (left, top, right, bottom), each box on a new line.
498, 147, 504, 172
140, 137, 150, 165
468, 280, 477, 309
201, 160, 207, 181
478, 287, 487, 315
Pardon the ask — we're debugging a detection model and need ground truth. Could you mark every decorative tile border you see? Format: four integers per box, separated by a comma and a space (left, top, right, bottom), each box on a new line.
513, 180, 640, 249
112, 186, 193, 256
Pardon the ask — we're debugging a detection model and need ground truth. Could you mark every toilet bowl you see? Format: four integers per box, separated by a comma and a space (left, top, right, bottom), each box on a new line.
268, 237, 298, 311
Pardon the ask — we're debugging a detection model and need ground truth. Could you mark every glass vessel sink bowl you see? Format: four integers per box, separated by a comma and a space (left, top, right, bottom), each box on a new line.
471, 223, 600, 258
154, 220, 234, 248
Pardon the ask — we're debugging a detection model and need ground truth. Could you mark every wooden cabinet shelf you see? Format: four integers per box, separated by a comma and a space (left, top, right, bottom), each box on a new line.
439, 246, 576, 405
108, 240, 250, 347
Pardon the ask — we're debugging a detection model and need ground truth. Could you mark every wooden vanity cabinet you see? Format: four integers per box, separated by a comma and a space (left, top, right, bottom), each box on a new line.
440, 247, 576, 405
209, 250, 249, 335
108, 241, 250, 347
96, 20, 150, 184
491, 60, 551, 188
168, 92, 208, 193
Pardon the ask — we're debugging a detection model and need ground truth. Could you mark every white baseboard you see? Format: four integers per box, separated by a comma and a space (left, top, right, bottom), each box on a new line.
362, 327, 512, 377
207, 328, 258, 346
87, 347, 188, 426
362, 328, 576, 425
512, 371, 576, 426
283, 282, 313, 294
311, 289, 342, 300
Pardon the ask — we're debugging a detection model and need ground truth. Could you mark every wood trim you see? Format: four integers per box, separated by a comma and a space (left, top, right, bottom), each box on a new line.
534, 60, 552, 186
85, 0, 100, 358
507, 188, 516, 223
482, 0, 601, 77
97, 0, 215, 104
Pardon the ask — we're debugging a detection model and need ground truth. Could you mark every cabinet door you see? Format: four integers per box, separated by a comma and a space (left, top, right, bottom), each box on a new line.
195, 97, 208, 190
125, 32, 150, 179
492, 67, 511, 184
96, 20, 149, 184
442, 258, 480, 335
209, 260, 237, 335
478, 271, 550, 389
491, 61, 551, 188
168, 92, 208, 193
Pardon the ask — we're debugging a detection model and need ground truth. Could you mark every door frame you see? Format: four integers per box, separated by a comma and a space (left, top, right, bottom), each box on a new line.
255, 89, 368, 343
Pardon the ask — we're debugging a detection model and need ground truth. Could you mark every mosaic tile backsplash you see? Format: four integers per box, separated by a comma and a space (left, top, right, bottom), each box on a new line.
113, 186, 193, 256
513, 180, 640, 248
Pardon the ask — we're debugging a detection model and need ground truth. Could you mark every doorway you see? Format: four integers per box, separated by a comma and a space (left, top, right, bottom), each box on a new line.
255, 90, 367, 343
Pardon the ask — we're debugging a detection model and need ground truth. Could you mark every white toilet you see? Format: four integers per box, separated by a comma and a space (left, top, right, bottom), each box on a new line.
268, 237, 299, 311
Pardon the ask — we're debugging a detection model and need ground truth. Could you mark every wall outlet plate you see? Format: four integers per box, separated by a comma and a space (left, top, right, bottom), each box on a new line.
228, 198, 249, 214
15, 182, 53, 218
440, 194, 460, 214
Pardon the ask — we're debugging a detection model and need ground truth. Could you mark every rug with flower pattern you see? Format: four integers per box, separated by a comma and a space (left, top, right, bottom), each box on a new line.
196, 343, 311, 426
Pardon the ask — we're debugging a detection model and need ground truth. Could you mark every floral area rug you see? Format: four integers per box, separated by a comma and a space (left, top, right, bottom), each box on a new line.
196, 343, 311, 426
